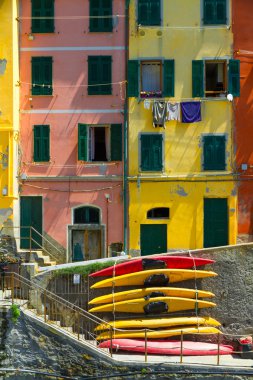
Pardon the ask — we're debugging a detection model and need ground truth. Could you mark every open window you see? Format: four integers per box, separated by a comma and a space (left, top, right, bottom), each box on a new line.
128, 60, 174, 98
192, 59, 240, 98
78, 124, 122, 162
141, 61, 162, 98
147, 208, 170, 219
205, 61, 226, 98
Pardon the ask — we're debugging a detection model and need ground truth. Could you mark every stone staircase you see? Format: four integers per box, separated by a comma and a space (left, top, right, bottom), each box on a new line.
18, 250, 57, 267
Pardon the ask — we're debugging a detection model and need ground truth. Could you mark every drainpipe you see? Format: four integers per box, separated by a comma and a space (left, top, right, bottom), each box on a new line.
123, 0, 130, 254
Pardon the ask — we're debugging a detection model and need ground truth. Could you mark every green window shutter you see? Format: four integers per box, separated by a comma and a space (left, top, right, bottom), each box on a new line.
100, 56, 112, 94
203, 135, 226, 170
228, 59, 240, 97
128, 60, 139, 97
88, 56, 112, 95
42, 125, 50, 161
203, 0, 227, 25
203, 0, 215, 24
163, 60, 174, 97
78, 124, 88, 161
90, 0, 113, 32
32, 0, 54, 33
138, 0, 160, 26
32, 57, 52, 95
110, 124, 122, 161
34, 125, 50, 162
141, 134, 163, 172
216, 0, 227, 24
192, 60, 204, 98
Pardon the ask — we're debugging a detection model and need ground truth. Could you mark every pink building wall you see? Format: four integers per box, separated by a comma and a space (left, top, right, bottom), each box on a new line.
19, 0, 125, 259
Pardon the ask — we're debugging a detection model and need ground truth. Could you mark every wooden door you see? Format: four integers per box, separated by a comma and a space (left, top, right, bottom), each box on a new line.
140, 224, 167, 256
20, 196, 42, 249
204, 198, 228, 248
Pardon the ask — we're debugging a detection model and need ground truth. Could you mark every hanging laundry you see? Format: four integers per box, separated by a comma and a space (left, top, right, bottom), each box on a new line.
181, 101, 201, 123
152, 101, 167, 128
144, 99, 151, 110
167, 102, 180, 121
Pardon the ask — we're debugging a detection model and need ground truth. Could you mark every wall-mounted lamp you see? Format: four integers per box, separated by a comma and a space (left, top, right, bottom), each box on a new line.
28, 33, 34, 41
105, 193, 110, 200
2, 186, 8, 196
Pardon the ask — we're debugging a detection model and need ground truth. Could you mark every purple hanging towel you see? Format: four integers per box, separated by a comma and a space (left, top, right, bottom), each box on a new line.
181, 101, 201, 123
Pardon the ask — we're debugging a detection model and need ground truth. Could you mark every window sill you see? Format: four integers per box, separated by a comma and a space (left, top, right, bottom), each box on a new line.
140, 91, 162, 99
30, 31, 55, 34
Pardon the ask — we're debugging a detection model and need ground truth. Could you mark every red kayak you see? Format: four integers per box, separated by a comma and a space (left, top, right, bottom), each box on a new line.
90, 256, 214, 277
99, 339, 233, 356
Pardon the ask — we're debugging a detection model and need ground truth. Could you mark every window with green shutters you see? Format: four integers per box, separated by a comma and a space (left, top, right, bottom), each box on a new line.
78, 124, 122, 162
203, 0, 227, 25
88, 56, 112, 95
33, 125, 50, 162
192, 59, 240, 98
32, 0, 54, 33
128, 60, 174, 98
140, 134, 163, 172
32, 57, 53, 95
203, 135, 226, 171
138, 0, 161, 26
89, 0, 113, 32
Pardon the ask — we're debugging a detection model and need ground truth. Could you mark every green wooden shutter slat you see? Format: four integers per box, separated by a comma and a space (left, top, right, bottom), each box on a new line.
138, 0, 160, 26
228, 59, 240, 97
203, 0, 215, 24
192, 60, 204, 98
78, 124, 88, 161
32, 57, 52, 95
128, 60, 139, 97
32, 0, 54, 33
101, 56, 112, 94
90, 0, 112, 32
163, 60, 174, 97
110, 124, 122, 161
204, 136, 226, 170
149, 0, 161, 26
88, 56, 111, 95
216, 0, 227, 24
42, 125, 50, 161
34, 125, 50, 162
141, 135, 162, 171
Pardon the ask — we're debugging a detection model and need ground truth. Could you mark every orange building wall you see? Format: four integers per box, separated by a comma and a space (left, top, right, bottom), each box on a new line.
233, 0, 253, 240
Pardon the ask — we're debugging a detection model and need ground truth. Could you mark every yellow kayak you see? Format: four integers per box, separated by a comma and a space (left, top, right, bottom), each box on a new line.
96, 326, 220, 341
89, 287, 215, 305
95, 316, 221, 331
89, 296, 216, 313
91, 269, 217, 289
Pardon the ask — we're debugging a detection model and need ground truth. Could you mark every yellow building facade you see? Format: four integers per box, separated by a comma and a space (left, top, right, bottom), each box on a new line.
128, 0, 238, 255
0, 0, 19, 231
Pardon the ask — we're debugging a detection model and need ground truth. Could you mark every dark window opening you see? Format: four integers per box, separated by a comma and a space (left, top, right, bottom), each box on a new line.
205, 61, 226, 97
94, 127, 107, 161
74, 207, 100, 224
147, 208, 170, 219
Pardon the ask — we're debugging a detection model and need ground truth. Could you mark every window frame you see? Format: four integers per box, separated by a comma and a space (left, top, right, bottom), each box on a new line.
202, 0, 228, 26
204, 59, 227, 98
73, 206, 100, 224
31, 0, 55, 34
139, 133, 164, 172
202, 134, 227, 171
140, 60, 162, 98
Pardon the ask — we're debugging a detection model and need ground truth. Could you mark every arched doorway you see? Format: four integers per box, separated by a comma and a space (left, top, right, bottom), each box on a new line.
68, 206, 105, 262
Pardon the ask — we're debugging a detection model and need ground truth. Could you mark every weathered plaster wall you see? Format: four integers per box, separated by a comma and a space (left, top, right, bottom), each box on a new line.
233, 0, 253, 241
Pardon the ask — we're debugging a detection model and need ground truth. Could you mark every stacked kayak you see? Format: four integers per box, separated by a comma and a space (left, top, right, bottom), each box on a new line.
89, 255, 230, 356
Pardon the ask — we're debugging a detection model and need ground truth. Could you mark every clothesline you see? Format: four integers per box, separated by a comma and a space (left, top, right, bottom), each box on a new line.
138, 97, 228, 103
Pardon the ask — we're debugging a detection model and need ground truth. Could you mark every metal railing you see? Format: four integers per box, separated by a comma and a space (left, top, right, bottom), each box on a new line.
0, 272, 252, 365
0, 226, 64, 263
